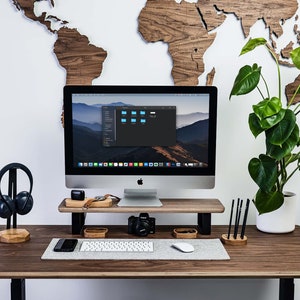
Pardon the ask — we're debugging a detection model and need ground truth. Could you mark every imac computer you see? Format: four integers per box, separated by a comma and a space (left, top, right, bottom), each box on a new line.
63, 85, 217, 206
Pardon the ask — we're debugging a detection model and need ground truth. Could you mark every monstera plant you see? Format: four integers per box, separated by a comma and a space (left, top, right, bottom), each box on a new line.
230, 37, 300, 215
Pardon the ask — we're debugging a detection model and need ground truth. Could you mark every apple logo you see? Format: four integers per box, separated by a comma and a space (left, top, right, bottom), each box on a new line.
137, 178, 143, 185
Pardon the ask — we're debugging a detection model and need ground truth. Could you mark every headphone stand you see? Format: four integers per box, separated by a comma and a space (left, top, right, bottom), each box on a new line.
0, 228, 30, 243
0, 168, 30, 243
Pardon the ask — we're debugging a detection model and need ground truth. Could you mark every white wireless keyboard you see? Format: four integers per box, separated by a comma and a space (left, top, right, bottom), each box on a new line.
80, 240, 154, 252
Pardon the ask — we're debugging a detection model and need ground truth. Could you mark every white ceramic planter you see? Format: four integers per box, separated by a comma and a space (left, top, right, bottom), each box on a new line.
256, 192, 297, 233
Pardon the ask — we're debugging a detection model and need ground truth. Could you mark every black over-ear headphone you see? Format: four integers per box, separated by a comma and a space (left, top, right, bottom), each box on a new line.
0, 163, 33, 218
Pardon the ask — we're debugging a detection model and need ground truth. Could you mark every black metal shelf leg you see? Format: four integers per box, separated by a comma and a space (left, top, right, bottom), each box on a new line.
197, 213, 211, 235
71, 212, 86, 234
279, 278, 294, 300
11, 279, 25, 300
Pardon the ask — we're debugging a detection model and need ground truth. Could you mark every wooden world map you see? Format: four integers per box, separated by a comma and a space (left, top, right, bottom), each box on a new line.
11, 0, 300, 103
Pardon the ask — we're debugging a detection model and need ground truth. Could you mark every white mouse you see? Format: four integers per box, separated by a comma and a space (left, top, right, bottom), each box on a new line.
172, 242, 194, 253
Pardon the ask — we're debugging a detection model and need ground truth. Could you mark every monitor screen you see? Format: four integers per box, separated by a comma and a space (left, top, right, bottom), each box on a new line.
63, 85, 217, 206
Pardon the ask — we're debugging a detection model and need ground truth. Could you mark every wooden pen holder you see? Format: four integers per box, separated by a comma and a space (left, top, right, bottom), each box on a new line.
221, 233, 247, 245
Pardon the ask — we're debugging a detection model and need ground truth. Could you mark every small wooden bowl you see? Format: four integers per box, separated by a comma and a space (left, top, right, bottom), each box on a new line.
173, 228, 198, 239
83, 227, 108, 238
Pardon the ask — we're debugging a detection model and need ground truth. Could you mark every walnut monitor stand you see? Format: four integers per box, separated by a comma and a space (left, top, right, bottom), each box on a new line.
58, 198, 225, 235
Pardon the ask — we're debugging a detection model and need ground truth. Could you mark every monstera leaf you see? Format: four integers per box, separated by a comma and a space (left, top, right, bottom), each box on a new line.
240, 37, 267, 55
254, 189, 284, 215
248, 154, 277, 193
230, 64, 261, 98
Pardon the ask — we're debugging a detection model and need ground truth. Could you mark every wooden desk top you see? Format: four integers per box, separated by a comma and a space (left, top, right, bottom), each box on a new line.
0, 225, 299, 279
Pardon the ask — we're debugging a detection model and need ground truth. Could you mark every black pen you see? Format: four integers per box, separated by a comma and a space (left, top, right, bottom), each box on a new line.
227, 199, 235, 239
240, 198, 250, 239
233, 198, 240, 238
234, 198, 240, 229
234, 199, 243, 239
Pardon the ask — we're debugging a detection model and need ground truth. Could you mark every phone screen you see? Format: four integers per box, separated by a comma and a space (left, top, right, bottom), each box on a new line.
54, 238, 78, 252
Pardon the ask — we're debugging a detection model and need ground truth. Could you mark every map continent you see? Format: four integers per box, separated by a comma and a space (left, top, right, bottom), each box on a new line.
12, 0, 107, 85
139, 0, 298, 86
138, 0, 217, 86
54, 27, 107, 85
10, 0, 300, 102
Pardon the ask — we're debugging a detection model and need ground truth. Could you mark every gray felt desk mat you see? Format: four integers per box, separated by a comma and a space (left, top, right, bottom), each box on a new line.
41, 238, 230, 260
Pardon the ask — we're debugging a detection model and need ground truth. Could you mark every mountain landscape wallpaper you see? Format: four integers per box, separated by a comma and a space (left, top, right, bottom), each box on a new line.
72, 101, 210, 166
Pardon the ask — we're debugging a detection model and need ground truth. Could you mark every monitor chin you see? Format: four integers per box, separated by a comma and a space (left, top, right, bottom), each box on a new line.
117, 188, 162, 207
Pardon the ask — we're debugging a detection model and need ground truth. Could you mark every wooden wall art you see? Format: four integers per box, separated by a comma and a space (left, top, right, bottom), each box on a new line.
11, 0, 300, 104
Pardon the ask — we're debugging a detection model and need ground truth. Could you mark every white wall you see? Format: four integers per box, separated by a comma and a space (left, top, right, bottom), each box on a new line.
0, 0, 299, 299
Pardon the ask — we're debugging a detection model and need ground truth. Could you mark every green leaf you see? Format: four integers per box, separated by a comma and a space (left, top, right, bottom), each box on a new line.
266, 109, 296, 146
290, 47, 300, 70
248, 112, 264, 137
267, 124, 300, 160
248, 154, 278, 193
252, 97, 282, 120
259, 109, 285, 130
230, 64, 261, 98
285, 152, 300, 166
240, 38, 267, 56
254, 189, 284, 215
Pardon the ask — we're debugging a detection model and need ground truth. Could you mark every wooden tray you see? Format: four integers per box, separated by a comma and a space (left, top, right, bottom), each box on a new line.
64, 198, 113, 208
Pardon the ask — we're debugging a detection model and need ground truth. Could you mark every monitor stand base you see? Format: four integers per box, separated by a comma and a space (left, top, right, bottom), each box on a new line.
117, 189, 162, 207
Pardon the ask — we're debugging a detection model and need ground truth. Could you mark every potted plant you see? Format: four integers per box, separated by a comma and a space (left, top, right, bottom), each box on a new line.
229, 37, 300, 232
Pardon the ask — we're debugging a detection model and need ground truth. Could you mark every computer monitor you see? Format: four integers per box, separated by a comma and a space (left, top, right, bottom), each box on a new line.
63, 85, 217, 206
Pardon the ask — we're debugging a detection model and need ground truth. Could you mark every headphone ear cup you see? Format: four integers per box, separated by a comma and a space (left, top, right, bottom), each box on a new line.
15, 191, 33, 215
0, 195, 15, 218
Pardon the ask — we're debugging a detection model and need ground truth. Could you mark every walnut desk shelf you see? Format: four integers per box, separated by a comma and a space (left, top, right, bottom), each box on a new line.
58, 198, 224, 235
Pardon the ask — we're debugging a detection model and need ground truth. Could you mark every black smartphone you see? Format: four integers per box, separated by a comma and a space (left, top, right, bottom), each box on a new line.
54, 238, 78, 252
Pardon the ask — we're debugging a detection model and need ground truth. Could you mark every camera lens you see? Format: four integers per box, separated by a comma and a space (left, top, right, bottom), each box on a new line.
135, 220, 150, 236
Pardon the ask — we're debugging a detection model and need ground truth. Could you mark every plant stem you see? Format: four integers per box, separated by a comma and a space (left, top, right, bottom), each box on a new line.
259, 74, 270, 99
256, 86, 265, 100
265, 45, 281, 100
288, 84, 300, 108
278, 159, 286, 192
294, 103, 300, 116
285, 164, 300, 184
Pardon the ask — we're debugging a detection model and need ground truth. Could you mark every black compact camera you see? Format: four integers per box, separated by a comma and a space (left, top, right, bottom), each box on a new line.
128, 213, 155, 236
